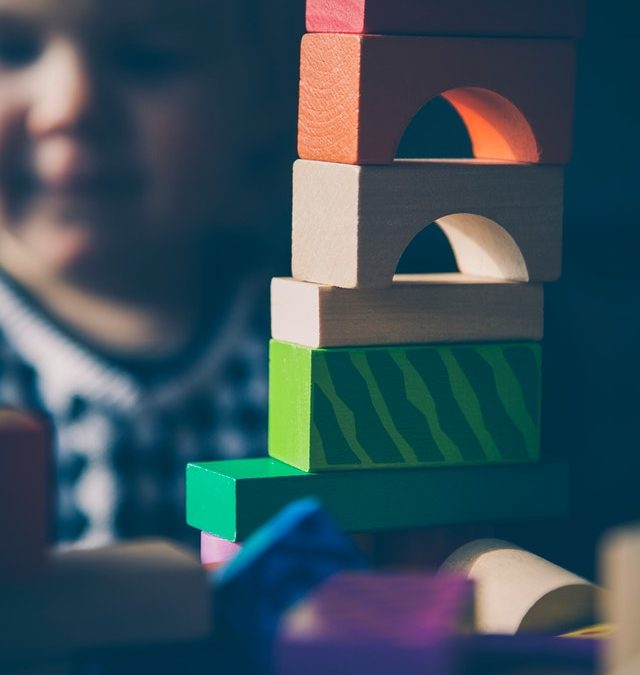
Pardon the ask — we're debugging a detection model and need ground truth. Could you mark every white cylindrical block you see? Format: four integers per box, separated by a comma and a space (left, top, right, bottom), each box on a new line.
441, 538, 598, 634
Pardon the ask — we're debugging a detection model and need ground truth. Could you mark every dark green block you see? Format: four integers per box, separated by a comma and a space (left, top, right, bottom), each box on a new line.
186, 458, 568, 541
268, 340, 541, 472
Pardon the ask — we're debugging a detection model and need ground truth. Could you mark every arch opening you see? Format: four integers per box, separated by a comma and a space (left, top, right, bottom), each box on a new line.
396, 223, 457, 274
397, 96, 473, 160
394, 214, 529, 283
395, 87, 538, 163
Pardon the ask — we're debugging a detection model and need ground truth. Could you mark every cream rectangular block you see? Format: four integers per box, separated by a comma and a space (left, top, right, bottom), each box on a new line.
292, 159, 564, 288
271, 274, 543, 348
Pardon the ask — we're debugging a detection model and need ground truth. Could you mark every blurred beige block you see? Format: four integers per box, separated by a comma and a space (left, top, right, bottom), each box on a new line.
271, 274, 543, 348
0, 539, 211, 661
602, 526, 640, 674
610, 653, 640, 675
441, 538, 599, 634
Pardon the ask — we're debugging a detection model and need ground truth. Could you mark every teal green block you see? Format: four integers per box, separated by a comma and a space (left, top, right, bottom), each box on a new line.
186, 458, 568, 541
268, 340, 542, 472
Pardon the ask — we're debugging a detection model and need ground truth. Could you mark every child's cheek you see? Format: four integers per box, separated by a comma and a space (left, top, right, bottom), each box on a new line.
131, 88, 249, 230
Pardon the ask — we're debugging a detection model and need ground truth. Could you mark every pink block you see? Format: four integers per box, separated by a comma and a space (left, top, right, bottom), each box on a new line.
306, 0, 586, 37
277, 572, 474, 675
0, 410, 50, 578
200, 531, 242, 565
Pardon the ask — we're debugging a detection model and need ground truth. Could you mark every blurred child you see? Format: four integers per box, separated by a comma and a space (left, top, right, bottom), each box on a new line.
0, 0, 298, 547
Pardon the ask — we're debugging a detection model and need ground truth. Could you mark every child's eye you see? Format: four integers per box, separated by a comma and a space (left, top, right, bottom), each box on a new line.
0, 31, 42, 68
111, 44, 194, 83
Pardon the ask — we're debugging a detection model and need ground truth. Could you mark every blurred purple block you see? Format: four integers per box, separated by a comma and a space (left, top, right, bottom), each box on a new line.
277, 572, 473, 675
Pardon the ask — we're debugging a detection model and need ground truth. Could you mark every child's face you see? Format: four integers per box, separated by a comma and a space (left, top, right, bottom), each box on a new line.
0, 0, 256, 276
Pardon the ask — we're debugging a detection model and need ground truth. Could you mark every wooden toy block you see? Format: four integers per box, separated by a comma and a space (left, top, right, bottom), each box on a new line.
200, 531, 242, 566
0, 409, 50, 578
268, 340, 541, 472
277, 572, 474, 675
213, 498, 366, 671
610, 654, 640, 675
298, 35, 576, 165
292, 160, 563, 288
272, 275, 543, 348
306, 0, 586, 37
441, 539, 600, 635
0, 540, 211, 661
601, 525, 640, 674
186, 458, 569, 542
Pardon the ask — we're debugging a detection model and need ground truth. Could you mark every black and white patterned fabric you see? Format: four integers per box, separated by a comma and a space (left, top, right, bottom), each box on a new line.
0, 271, 270, 549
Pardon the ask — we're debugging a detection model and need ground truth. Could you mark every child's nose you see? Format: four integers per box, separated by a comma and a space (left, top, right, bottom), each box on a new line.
26, 40, 96, 139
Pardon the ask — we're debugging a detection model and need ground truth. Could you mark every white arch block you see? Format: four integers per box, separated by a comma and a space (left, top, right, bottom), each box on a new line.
292, 159, 564, 289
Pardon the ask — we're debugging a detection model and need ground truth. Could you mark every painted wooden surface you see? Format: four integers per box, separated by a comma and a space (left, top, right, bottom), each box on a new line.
200, 531, 242, 566
272, 275, 544, 348
0, 540, 211, 661
306, 0, 586, 37
214, 498, 365, 671
277, 572, 473, 675
0, 409, 50, 578
292, 160, 563, 288
186, 458, 569, 542
299, 35, 576, 165
441, 539, 599, 635
268, 340, 541, 472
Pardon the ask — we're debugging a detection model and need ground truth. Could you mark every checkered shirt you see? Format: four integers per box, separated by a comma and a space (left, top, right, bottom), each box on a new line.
0, 271, 270, 549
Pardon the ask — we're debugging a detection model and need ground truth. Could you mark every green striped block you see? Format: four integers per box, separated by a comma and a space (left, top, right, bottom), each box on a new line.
186, 458, 568, 541
268, 340, 541, 472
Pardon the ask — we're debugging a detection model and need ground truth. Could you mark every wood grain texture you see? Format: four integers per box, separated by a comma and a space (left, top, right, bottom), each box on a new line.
602, 526, 640, 674
186, 458, 569, 542
441, 539, 599, 635
271, 274, 543, 348
0, 540, 211, 660
268, 340, 541, 472
306, 0, 586, 37
277, 572, 474, 675
0, 410, 50, 578
299, 34, 576, 165
292, 160, 563, 288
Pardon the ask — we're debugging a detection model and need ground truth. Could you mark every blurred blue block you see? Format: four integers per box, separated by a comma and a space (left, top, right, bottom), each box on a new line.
212, 497, 367, 673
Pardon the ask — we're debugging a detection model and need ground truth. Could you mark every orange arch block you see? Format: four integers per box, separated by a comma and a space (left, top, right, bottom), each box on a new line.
298, 35, 576, 165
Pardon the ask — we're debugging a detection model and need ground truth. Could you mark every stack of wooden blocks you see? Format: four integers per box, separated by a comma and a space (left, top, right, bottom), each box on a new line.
187, 0, 584, 565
